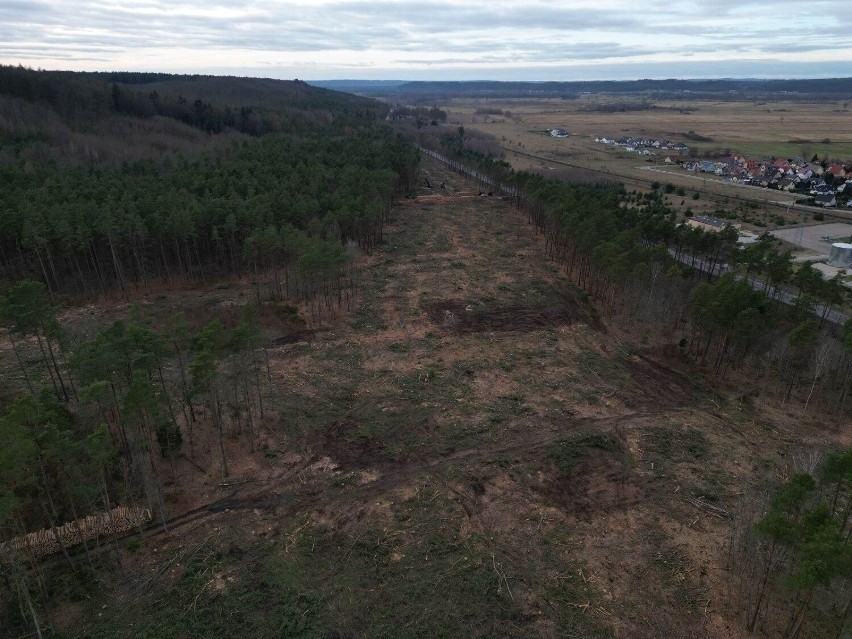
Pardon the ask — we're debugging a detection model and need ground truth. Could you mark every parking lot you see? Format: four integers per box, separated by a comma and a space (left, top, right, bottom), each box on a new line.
770, 222, 852, 257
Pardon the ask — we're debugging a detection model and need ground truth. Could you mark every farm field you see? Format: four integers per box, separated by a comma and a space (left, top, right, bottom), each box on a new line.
442, 97, 852, 224
60, 157, 850, 639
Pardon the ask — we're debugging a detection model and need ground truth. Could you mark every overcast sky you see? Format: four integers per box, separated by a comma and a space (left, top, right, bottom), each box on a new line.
2, 0, 851, 80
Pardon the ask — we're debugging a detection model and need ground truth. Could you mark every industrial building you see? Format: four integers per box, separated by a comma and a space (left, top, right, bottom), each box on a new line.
827, 243, 852, 269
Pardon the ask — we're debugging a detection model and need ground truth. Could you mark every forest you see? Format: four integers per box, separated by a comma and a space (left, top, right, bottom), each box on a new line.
0, 67, 418, 636
0, 65, 419, 301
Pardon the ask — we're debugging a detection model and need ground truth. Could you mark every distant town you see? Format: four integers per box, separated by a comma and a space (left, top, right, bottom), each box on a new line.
591, 134, 852, 209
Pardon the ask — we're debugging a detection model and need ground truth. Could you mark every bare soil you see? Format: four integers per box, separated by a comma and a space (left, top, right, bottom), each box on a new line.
422, 296, 598, 334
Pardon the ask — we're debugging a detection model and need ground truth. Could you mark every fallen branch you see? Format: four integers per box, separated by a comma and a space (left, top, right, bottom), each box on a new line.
684, 496, 731, 519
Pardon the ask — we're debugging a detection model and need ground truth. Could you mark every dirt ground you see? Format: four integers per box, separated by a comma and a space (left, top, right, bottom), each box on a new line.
60, 156, 849, 639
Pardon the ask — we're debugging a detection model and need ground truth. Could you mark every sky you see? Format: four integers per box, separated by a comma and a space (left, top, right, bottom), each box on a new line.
2, 0, 852, 81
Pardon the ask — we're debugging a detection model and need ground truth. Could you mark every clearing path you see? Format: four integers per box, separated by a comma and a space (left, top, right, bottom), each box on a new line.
88, 156, 787, 639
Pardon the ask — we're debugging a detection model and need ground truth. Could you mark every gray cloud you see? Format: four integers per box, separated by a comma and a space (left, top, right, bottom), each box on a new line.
0, 1, 850, 78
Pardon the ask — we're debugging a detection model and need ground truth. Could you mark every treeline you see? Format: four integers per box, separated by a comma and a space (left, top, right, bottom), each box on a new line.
0, 65, 384, 137
0, 66, 391, 168
0, 280, 277, 637
361, 78, 852, 99
391, 105, 447, 122
426, 134, 851, 416
576, 100, 653, 113
0, 117, 418, 301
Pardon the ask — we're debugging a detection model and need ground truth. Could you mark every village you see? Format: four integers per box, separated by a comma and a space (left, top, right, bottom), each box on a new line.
593, 134, 852, 208
586, 135, 852, 287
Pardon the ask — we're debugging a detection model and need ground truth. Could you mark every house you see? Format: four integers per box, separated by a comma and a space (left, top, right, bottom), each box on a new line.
715, 158, 738, 175
814, 193, 837, 207
550, 129, 569, 138
826, 164, 847, 180
778, 178, 797, 191
664, 156, 678, 164
698, 160, 717, 173
754, 174, 775, 187
796, 167, 813, 181
687, 215, 729, 232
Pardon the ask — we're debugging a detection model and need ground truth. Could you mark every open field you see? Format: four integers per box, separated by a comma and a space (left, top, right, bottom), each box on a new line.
57, 157, 850, 639
442, 97, 852, 225
452, 97, 852, 160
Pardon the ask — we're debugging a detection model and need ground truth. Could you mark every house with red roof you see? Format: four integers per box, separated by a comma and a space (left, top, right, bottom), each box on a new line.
827, 164, 847, 180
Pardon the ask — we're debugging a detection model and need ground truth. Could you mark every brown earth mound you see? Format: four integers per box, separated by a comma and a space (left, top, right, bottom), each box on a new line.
423, 298, 598, 334
625, 355, 698, 408
536, 448, 642, 520
324, 419, 386, 468
271, 328, 319, 345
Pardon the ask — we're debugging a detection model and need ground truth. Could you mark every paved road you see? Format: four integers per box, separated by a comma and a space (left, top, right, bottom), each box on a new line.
673, 251, 849, 326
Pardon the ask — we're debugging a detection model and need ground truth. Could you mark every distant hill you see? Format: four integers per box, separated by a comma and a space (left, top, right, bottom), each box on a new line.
308, 80, 407, 92
0, 67, 384, 166
345, 78, 852, 100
